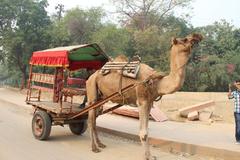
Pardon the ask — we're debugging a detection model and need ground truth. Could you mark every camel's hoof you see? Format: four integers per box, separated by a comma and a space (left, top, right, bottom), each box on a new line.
146, 155, 157, 160
98, 143, 106, 148
92, 148, 101, 153
150, 156, 157, 160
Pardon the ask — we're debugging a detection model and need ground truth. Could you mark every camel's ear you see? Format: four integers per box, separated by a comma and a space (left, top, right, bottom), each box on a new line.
171, 37, 178, 45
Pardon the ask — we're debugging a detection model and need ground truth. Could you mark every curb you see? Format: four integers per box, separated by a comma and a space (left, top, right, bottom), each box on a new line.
97, 126, 240, 160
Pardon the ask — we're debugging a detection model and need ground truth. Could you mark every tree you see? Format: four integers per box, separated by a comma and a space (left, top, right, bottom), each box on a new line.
48, 6, 107, 48
90, 24, 131, 57
1, 0, 51, 89
55, 4, 65, 21
63, 7, 105, 44
130, 15, 191, 70
183, 20, 240, 91
48, 18, 71, 47
111, 0, 193, 70
133, 26, 160, 55
112, 0, 192, 30
0, 0, 17, 35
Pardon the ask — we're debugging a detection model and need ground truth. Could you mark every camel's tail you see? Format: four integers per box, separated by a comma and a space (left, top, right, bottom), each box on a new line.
86, 71, 99, 105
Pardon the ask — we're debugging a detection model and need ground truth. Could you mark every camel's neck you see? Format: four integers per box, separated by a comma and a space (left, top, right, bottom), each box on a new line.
156, 52, 189, 95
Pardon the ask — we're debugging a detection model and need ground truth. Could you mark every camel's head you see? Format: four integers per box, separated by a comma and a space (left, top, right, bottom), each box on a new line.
171, 33, 203, 58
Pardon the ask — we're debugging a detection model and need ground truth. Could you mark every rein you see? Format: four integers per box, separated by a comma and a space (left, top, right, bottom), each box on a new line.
142, 57, 164, 63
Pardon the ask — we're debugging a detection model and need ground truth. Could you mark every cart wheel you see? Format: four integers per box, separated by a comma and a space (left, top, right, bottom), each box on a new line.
32, 111, 52, 140
69, 120, 87, 135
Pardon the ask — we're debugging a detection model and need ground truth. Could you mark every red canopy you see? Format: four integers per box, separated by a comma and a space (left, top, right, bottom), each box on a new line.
30, 44, 108, 70
30, 50, 69, 67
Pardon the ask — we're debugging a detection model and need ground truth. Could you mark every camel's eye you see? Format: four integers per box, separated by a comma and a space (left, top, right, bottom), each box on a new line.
182, 38, 188, 43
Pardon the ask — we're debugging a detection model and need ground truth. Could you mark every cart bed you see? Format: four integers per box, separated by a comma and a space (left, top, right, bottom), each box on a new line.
27, 101, 83, 114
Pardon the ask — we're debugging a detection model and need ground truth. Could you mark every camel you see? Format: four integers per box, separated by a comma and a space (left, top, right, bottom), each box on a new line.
86, 33, 203, 160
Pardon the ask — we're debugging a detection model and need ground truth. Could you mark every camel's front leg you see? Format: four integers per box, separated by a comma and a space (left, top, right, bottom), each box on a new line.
138, 100, 155, 160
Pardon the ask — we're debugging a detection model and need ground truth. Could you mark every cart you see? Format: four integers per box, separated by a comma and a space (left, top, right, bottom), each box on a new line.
26, 43, 110, 140
26, 43, 146, 141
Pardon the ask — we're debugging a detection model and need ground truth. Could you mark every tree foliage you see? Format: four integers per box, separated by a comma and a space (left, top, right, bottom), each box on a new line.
0, 0, 50, 88
1, 1, 240, 92
183, 21, 240, 91
47, 7, 106, 47
90, 24, 131, 57
63, 7, 105, 44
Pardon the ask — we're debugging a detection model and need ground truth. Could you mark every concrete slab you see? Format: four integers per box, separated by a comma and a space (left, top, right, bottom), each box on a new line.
150, 106, 168, 122
179, 100, 215, 117
112, 105, 168, 122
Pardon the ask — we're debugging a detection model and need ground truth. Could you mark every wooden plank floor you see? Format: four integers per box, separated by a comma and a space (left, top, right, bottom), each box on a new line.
27, 101, 82, 114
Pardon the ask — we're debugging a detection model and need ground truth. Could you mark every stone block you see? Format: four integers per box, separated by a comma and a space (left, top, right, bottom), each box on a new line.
187, 111, 199, 121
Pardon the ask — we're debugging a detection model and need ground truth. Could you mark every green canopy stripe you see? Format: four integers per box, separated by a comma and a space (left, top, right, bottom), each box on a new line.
68, 45, 108, 61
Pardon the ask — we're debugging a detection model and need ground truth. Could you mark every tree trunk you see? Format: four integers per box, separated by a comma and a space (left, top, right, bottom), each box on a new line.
15, 80, 19, 88
20, 72, 26, 90
20, 67, 27, 90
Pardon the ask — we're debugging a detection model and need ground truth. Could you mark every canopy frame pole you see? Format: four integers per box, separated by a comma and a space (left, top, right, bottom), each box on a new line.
26, 64, 33, 102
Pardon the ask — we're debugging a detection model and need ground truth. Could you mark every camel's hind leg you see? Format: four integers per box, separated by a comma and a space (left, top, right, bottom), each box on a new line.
88, 107, 106, 152
86, 72, 105, 153
88, 108, 101, 152
93, 109, 106, 148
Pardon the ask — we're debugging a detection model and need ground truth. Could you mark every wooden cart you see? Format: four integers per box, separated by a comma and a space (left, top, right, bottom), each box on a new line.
26, 44, 110, 140
26, 44, 145, 141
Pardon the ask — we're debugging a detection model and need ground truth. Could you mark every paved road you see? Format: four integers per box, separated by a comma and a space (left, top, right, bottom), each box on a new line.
0, 88, 192, 160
